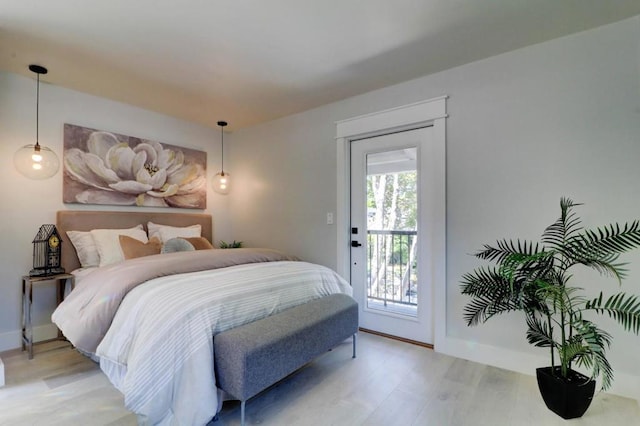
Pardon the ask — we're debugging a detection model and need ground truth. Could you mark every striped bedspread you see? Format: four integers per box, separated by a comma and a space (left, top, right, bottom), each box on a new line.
53, 248, 299, 355
95, 260, 352, 426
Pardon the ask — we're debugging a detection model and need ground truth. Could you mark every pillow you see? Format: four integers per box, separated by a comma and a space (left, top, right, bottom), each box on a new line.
182, 237, 214, 250
119, 235, 162, 260
161, 237, 195, 253
91, 225, 147, 267
147, 222, 202, 243
67, 230, 100, 268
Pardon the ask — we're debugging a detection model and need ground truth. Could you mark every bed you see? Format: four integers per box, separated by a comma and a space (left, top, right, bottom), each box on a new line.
52, 210, 354, 425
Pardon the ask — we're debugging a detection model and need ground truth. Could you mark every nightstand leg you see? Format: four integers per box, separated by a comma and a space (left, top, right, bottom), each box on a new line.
22, 279, 34, 360
57, 279, 63, 339
21, 278, 26, 352
28, 280, 33, 359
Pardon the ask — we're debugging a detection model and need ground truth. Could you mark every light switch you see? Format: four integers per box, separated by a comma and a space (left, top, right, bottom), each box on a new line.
326, 212, 334, 225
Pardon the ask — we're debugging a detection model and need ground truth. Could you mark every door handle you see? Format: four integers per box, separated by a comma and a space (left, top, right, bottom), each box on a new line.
351, 241, 362, 247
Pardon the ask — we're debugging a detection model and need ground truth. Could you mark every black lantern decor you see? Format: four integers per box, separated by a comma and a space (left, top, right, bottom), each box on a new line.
30, 224, 65, 277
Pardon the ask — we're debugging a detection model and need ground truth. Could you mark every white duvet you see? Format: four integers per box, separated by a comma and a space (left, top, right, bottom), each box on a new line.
94, 260, 351, 425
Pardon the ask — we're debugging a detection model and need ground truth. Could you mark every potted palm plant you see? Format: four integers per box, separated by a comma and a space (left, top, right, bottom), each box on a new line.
218, 240, 243, 249
461, 198, 640, 419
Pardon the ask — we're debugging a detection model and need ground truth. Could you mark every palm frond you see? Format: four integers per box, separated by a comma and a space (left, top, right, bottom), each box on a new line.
585, 292, 640, 334
525, 315, 555, 348
562, 237, 629, 281
499, 251, 554, 286
475, 239, 541, 264
541, 197, 583, 249
572, 319, 614, 390
560, 197, 581, 215
593, 350, 614, 391
561, 338, 590, 367
462, 295, 520, 326
460, 267, 508, 297
461, 267, 520, 326
573, 318, 613, 349
535, 283, 582, 316
578, 221, 640, 256
574, 350, 614, 391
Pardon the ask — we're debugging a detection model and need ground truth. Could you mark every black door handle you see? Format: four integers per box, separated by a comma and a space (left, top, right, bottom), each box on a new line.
351, 241, 362, 247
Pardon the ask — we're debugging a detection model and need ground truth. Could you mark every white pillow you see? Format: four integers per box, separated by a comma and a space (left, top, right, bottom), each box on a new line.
147, 222, 202, 243
67, 230, 100, 268
91, 225, 148, 267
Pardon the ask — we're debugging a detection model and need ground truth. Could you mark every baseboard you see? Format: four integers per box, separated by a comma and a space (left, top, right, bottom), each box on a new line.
436, 335, 640, 404
0, 324, 59, 353
359, 327, 434, 349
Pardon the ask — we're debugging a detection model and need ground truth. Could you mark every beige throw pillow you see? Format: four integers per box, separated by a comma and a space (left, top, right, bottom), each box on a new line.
120, 235, 162, 260
182, 237, 214, 250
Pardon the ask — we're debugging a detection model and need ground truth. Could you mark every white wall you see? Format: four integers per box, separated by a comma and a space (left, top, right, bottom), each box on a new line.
0, 72, 230, 351
232, 16, 640, 400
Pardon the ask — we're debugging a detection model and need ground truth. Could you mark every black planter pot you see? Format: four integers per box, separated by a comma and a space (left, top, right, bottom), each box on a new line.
536, 367, 596, 419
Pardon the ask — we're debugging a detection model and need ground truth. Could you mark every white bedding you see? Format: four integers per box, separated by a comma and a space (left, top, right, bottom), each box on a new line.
95, 260, 351, 425
54, 248, 300, 356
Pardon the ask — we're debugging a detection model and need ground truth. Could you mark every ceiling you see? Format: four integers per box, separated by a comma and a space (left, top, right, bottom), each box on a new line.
2, 1, 639, 130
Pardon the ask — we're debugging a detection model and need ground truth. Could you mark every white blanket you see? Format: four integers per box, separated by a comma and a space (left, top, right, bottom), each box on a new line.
96, 261, 351, 425
53, 248, 298, 355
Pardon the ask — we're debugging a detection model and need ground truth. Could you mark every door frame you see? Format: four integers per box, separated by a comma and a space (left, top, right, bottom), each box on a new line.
335, 96, 447, 348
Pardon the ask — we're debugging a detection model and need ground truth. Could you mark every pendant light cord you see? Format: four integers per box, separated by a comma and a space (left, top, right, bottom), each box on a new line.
221, 125, 224, 174
35, 72, 40, 148
217, 121, 228, 175
28, 64, 47, 150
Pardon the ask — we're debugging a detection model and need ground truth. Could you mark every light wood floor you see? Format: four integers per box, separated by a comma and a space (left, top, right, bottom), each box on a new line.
0, 333, 638, 426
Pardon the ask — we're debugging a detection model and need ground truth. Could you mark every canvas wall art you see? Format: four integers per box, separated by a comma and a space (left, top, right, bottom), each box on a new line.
63, 123, 207, 209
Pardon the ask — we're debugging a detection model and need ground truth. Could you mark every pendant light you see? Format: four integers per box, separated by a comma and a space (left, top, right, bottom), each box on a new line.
212, 120, 230, 194
14, 65, 60, 179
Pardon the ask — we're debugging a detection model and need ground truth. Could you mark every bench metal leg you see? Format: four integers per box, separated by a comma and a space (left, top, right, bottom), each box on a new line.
241, 400, 246, 426
352, 333, 357, 358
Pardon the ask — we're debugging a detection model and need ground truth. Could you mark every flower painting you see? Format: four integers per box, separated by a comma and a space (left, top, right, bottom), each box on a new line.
63, 124, 206, 209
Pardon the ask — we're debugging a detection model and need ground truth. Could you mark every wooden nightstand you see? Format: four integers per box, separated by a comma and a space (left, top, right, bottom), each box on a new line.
21, 273, 75, 359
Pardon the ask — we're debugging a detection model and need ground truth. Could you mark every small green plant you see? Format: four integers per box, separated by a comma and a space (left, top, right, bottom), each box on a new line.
461, 198, 640, 390
219, 240, 243, 249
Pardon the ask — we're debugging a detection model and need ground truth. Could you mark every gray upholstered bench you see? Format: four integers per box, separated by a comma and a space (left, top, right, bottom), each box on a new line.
213, 293, 358, 426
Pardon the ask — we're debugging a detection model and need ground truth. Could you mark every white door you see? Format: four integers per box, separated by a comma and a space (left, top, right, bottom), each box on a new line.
350, 127, 435, 344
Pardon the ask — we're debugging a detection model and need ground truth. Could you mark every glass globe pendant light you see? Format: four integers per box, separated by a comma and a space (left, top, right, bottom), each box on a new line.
14, 64, 60, 180
212, 120, 230, 194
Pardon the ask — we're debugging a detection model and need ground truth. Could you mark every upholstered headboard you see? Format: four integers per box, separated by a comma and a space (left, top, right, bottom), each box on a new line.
56, 210, 213, 272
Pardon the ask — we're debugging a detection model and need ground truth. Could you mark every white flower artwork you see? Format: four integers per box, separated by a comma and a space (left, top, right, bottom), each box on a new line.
63, 124, 207, 209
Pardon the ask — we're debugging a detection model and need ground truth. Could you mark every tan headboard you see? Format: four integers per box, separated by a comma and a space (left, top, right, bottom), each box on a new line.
57, 210, 213, 272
